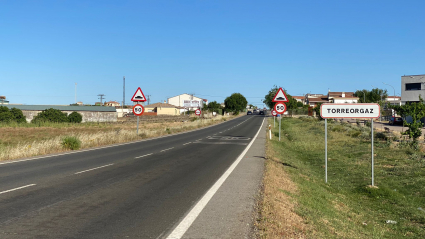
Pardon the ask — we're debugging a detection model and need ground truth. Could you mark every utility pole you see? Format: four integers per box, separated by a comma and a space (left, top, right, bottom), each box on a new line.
98, 94, 105, 104
147, 95, 151, 105
75, 83, 77, 104
123, 76, 125, 107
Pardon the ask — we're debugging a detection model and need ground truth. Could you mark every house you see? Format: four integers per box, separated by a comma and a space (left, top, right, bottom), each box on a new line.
401, 74, 425, 105
304, 91, 359, 107
167, 93, 206, 110
104, 101, 120, 107
292, 96, 305, 104
144, 102, 183, 116
328, 92, 358, 103
305, 94, 328, 107
0, 96, 9, 105
385, 96, 401, 106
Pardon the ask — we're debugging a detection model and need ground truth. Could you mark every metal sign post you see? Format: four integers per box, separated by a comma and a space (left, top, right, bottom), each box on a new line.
371, 119, 374, 186
321, 103, 380, 185
137, 116, 139, 135
325, 118, 328, 183
131, 87, 147, 135
279, 116, 281, 141
133, 104, 144, 135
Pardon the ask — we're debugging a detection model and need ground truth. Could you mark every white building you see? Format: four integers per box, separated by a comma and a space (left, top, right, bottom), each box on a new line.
167, 94, 207, 110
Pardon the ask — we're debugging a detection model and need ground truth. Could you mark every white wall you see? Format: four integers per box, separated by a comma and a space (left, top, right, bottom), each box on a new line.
168, 94, 204, 109
333, 99, 358, 103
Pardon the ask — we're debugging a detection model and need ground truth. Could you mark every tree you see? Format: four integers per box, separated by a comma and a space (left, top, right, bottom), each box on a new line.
68, 112, 83, 123
224, 93, 248, 113
354, 88, 388, 103
313, 103, 324, 120
263, 85, 297, 110
206, 101, 222, 111
32, 108, 69, 123
391, 96, 425, 142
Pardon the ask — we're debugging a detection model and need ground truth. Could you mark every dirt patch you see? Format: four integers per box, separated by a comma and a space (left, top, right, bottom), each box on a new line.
255, 144, 310, 238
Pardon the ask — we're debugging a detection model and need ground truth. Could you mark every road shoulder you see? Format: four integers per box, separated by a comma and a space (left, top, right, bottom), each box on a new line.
182, 117, 267, 239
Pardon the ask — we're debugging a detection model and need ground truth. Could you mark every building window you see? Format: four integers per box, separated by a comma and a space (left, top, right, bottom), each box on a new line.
406, 83, 421, 91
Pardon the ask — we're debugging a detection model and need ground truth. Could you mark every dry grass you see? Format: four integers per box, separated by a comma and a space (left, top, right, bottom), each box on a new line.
256, 143, 310, 238
0, 115, 237, 161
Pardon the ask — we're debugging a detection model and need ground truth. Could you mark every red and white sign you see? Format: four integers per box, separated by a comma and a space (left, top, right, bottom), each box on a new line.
274, 103, 287, 114
272, 88, 289, 102
133, 104, 145, 116
320, 103, 380, 119
195, 109, 201, 116
131, 87, 147, 102
271, 110, 277, 116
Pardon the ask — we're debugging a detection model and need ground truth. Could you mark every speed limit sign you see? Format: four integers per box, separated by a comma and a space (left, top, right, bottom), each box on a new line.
133, 104, 145, 116
274, 103, 287, 114
271, 110, 277, 116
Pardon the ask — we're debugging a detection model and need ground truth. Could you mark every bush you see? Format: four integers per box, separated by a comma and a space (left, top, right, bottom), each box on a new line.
0, 106, 27, 123
68, 112, 83, 123
0, 109, 13, 123
32, 108, 68, 123
10, 108, 26, 123
62, 136, 81, 150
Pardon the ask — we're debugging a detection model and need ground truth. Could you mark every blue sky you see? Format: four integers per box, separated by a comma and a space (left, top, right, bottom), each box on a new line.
1, 0, 424, 107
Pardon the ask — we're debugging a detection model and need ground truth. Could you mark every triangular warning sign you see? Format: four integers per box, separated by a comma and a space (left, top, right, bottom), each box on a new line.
272, 88, 289, 102
131, 87, 147, 102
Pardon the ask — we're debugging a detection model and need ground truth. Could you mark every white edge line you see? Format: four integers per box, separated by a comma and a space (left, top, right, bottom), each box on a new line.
0, 116, 247, 166
183, 142, 192, 145
0, 184, 37, 195
135, 153, 153, 159
160, 147, 174, 152
166, 117, 265, 239
74, 163, 114, 175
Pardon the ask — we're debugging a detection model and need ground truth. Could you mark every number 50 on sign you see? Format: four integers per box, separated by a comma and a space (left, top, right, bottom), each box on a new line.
274, 103, 287, 114
133, 104, 145, 116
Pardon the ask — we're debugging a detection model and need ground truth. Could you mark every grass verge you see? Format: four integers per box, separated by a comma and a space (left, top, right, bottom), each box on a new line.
257, 117, 425, 238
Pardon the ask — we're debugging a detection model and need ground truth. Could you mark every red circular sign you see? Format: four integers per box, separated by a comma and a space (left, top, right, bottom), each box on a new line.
274, 103, 287, 114
133, 104, 145, 116
195, 109, 201, 116
271, 110, 277, 116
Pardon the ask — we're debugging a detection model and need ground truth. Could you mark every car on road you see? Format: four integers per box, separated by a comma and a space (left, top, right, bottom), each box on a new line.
259, 110, 264, 115
389, 116, 403, 125
247, 111, 252, 115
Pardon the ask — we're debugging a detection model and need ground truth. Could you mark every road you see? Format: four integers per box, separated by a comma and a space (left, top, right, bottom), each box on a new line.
0, 114, 265, 238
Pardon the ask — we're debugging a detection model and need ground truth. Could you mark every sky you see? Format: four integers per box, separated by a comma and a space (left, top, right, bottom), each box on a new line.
1, 0, 424, 107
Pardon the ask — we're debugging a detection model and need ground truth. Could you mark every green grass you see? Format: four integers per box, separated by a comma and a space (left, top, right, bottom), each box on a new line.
269, 117, 425, 238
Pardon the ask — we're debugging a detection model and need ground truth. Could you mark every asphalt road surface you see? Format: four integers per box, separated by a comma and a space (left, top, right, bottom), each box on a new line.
0, 114, 265, 238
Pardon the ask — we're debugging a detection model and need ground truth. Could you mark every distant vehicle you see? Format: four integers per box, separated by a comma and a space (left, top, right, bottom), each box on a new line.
389, 116, 403, 125
253, 109, 257, 112
124, 112, 135, 117
247, 111, 252, 115
259, 110, 264, 115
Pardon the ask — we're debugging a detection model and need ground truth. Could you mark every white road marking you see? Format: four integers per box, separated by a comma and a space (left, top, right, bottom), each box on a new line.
183, 142, 192, 145
135, 153, 153, 159
74, 164, 114, 175
0, 184, 36, 195
166, 117, 265, 239
160, 147, 174, 152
